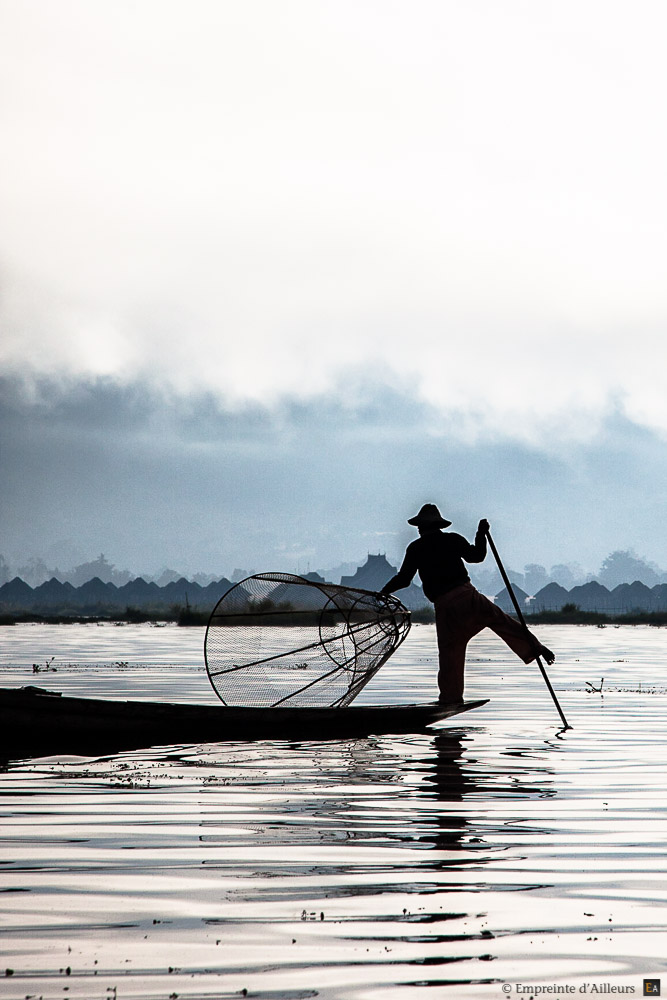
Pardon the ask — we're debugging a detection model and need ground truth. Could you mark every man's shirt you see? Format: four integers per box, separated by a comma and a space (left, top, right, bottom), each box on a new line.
382, 529, 487, 602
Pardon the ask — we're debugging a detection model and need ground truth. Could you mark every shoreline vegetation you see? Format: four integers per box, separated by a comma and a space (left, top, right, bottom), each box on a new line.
3, 602, 667, 627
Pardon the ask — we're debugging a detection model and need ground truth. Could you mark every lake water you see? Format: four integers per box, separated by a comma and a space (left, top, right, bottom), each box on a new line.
1, 622, 666, 999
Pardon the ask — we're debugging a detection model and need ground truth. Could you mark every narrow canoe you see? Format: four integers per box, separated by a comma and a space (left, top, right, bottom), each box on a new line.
0, 686, 488, 757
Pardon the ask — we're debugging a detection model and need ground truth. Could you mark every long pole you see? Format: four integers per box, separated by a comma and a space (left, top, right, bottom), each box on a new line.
486, 529, 571, 730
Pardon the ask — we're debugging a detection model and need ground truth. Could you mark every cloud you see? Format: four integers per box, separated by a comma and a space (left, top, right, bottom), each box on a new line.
2, 4, 667, 579
1, 1, 667, 439
2, 373, 667, 577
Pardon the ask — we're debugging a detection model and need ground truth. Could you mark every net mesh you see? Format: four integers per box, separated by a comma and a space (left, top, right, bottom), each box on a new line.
204, 572, 411, 707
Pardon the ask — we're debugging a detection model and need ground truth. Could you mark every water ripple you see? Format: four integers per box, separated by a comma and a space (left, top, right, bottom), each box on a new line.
1, 624, 666, 997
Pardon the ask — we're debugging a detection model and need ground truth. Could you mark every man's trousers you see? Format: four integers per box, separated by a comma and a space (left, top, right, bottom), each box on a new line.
434, 582, 541, 703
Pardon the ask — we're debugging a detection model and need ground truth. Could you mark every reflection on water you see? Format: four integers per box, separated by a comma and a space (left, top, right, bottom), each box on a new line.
1, 623, 667, 998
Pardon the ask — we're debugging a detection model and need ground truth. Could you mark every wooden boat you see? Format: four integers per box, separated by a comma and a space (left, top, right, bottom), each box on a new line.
0, 686, 488, 758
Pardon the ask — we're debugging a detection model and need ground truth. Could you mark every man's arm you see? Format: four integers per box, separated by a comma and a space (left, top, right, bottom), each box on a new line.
380, 546, 418, 594
461, 518, 489, 564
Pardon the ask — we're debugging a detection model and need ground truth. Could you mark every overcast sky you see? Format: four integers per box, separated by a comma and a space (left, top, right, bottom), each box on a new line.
2, 1, 667, 578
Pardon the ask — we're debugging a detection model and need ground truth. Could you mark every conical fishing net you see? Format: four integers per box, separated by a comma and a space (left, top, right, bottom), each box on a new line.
204, 572, 411, 707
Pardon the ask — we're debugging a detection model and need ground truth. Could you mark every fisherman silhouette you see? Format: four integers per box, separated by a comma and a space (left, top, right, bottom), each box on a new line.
380, 503, 555, 704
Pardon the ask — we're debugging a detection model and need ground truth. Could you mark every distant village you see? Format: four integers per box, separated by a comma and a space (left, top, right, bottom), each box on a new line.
2, 551, 667, 617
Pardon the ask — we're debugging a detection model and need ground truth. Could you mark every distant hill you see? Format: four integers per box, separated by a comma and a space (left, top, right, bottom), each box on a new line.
528, 582, 570, 611
527, 579, 667, 613
0, 558, 431, 615
0, 575, 233, 615
4, 567, 667, 617
494, 584, 530, 613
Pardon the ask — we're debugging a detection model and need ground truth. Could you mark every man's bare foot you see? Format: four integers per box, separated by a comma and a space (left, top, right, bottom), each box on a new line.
536, 643, 555, 665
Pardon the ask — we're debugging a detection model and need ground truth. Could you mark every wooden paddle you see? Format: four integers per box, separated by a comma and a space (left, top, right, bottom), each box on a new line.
485, 529, 572, 730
